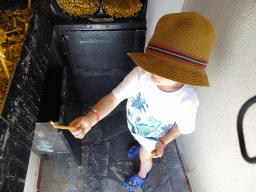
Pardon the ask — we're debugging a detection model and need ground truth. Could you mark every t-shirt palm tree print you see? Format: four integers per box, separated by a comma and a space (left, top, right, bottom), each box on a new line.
127, 92, 163, 138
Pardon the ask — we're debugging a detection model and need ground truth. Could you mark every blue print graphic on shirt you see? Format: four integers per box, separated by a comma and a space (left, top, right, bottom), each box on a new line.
129, 92, 148, 113
135, 116, 162, 137
146, 123, 172, 141
127, 92, 172, 141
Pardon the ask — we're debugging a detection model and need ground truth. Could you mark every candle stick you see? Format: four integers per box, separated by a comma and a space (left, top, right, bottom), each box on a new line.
50, 121, 77, 130
16, 17, 29, 32
0, 57, 10, 79
25, 23, 28, 32
28, 0, 31, 9
147, 152, 156, 163
13, 17, 17, 28
16, 17, 26, 23
5, 27, 23, 35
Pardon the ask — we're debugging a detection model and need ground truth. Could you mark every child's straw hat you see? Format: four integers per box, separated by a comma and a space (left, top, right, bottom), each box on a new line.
128, 11, 216, 87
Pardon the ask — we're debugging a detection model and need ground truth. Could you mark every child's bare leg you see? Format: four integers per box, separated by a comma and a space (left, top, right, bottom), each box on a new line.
138, 147, 152, 179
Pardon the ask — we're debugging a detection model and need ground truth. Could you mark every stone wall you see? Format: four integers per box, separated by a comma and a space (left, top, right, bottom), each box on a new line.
0, 0, 53, 190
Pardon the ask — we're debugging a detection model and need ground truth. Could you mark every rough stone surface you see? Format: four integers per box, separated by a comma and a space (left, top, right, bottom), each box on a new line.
77, 104, 191, 191
39, 103, 191, 192
101, 178, 143, 192
110, 161, 135, 181
154, 179, 173, 192
140, 157, 169, 192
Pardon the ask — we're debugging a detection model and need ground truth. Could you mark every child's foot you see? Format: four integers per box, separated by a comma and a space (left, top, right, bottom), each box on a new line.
126, 142, 140, 158
123, 173, 149, 191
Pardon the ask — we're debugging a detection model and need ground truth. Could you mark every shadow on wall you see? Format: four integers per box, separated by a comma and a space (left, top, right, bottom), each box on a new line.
181, 0, 255, 80
177, 0, 256, 191
145, 0, 185, 50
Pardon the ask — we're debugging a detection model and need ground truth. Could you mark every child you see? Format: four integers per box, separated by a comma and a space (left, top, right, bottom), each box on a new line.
69, 11, 215, 191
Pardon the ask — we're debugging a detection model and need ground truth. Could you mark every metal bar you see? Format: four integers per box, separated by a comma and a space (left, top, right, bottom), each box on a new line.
237, 95, 256, 163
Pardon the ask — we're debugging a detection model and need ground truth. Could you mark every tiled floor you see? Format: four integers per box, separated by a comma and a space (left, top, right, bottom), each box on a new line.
40, 101, 191, 192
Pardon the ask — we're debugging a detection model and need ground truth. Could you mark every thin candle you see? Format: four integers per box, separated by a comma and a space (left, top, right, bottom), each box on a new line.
0, 57, 10, 79
147, 152, 156, 163
50, 121, 77, 130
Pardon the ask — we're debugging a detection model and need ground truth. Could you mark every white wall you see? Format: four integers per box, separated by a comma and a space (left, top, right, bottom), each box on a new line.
145, 0, 185, 48
24, 151, 40, 192
175, 0, 256, 192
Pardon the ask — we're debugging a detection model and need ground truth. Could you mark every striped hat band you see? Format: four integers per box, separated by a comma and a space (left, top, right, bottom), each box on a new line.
147, 43, 208, 68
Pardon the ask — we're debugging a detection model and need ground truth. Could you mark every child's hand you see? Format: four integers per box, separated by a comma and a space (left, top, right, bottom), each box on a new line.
152, 141, 165, 158
69, 116, 92, 139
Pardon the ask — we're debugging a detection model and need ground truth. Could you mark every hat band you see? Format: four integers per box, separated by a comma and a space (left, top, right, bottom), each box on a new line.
147, 43, 207, 68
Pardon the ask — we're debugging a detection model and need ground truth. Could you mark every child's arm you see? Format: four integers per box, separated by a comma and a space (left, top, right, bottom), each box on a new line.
153, 123, 181, 157
161, 123, 181, 145
88, 92, 121, 127
69, 92, 121, 139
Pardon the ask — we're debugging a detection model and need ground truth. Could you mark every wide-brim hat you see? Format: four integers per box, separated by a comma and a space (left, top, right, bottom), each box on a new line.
128, 11, 216, 87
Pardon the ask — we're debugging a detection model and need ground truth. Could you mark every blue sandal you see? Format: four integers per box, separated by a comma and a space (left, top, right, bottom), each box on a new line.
123, 173, 149, 191
127, 142, 140, 158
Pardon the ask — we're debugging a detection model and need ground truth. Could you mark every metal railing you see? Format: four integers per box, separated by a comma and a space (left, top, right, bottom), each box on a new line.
237, 95, 256, 163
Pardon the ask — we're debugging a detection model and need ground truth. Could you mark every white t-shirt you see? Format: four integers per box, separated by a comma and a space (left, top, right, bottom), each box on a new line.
112, 66, 199, 142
